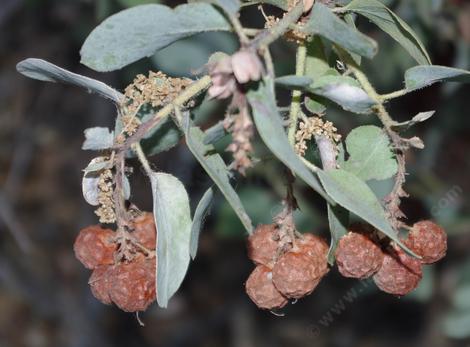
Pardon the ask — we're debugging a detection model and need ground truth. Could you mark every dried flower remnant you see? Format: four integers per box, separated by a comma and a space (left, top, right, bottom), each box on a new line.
295, 116, 342, 156
95, 168, 116, 224
224, 108, 254, 175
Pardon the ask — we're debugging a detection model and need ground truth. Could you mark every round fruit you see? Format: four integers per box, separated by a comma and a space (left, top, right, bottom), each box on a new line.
373, 248, 422, 296
245, 265, 288, 310
109, 256, 156, 312
74, 225, 116, 269
272, 251, 324, 299
296, 233, 329, 276
405, 220, 447, 264
247, 224, 279, 268
89, 265, 113, 305
335, 232, 384, 279
132, 212, 157, 250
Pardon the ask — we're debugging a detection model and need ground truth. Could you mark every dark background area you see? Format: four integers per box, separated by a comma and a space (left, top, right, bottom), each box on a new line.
1, 0, 470, 346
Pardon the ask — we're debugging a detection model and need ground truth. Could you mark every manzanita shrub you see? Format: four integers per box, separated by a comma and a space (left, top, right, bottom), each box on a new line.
17, 0, 468, 313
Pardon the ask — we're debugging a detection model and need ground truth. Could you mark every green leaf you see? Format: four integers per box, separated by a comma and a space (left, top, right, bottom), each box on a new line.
150, 172, 192, 308
339, 125, 398, 181
203, 121, 227, 145
308, 75, 375, 114
190, 187, 214, 259
16, 58, 122, 103
141, 117, 182, 156
404, 65, 470, 92
182, 116, 253, 234
345, 0, 431, 65
317, 169, 414, 255
275, 75, 314, 89
247, 80, 332, 203
188, 0, 240, 15
117, 0, 159, 7
80, 3, 231, 72
302, 3, 377, 59
305, 36, 330, 80
82, 127, 114, 151
394, 110, 435, 128
327, 204, 349, 264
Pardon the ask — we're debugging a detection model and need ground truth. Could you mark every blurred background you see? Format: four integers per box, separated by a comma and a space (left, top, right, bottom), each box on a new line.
1, 0, 470, 346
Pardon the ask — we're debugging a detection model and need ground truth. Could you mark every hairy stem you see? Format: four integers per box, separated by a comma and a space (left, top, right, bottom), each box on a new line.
288, 44, 307, 145
379, 88, 408, 101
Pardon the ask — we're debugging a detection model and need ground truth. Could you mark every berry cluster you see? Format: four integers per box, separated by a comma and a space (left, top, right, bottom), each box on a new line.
74, 212, 157, 312
245, 224, 329, 310
335, 220, 447, 296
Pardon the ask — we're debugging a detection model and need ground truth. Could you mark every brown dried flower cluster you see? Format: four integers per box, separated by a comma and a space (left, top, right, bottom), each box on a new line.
264, 14, 309, 45
335, 221, 447, 297
224, 109, 254, 175
74, 212, 158, 312
245, 224, 329, 310
94, 168, 116, 224
295, 116, 342, 156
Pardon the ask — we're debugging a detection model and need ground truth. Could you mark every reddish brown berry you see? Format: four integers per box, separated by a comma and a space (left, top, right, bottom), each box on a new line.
405, 220, 447, 264
296, 233, 329, 276
272, 251, 324, 299
247, 224, 279, 268
335, 232, 384, 279
89, 265, 113, 305
373, 248, 422, 296
245, 265, 288, 310
109, 256, 156, 312
74, 225, 116, 269
132, 212, 157, 250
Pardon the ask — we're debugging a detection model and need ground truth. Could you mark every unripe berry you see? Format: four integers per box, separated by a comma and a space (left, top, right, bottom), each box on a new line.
132, 212, 157, 250
272, 251, 324, 299
335, 232, 384, 279
296, 233, 329, 276
89, 265, 113, 305
74, 225, 116, 269
373, 248, 422, 296
405, 220, 447, 264
247, 224, 279, 268
109, 256, 156, 312
245, 265, 288, 310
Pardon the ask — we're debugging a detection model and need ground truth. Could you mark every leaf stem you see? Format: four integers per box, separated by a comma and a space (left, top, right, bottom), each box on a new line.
379, 88, 408, 101
287, 44, 307, 145
132, 143, 153, 176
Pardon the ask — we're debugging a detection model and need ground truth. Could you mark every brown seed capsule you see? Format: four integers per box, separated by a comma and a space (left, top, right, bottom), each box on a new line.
373, 248, 422, 296
132, 212, 157, 250
272, 251, 323, 299
74, 225, 116, 269
405, 220, 447, 264
296, 233, 329, 276
247, 224, 279, 268
245, 265, 288, 310
89, 265, 113, 305
109, 256, 156, 312
335, 232, 384, 279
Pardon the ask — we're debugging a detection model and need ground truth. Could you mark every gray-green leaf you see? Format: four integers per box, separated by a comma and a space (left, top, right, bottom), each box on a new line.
327, 204, 349, 264
82, 127, 114, 151
339, 125, 398, 181
183, 117, 253, 234
275, 76, 314, 89
247, 80, 332, 203
150, 172, 192, 308
308, 75, 375, 114
16, 58, 123, 103
405, 65, 470, 92
317, 169, 414, 256
345, 0, 431, 65
188, 0, 240, 15
190, 187, 214, 259
80, 3, 231, 72
302, 3, 377, 59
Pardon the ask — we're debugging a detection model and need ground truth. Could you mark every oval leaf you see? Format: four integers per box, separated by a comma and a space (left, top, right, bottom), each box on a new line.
150, 172, 192, 308
16, 58, 123, 103
82, 127, 114, 151
247, 80, 332, 203
345, 0, 431, 65
338, 125, 398, 181
80, 3, 231, 72
405, 65, 470, 92
302, 3, 377, 59
317, 169, 415, 256
190, 187, 214, 259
